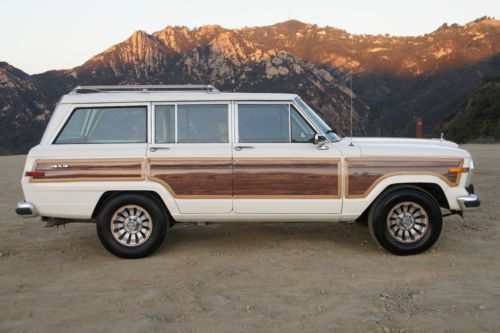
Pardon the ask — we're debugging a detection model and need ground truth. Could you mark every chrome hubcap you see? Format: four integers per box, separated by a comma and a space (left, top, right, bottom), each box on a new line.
387, 201, 429, 243
110, 205, 152, 247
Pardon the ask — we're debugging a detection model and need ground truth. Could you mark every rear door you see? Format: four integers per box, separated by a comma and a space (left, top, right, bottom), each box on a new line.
147, 102, 233, 214
233, 102, 342, 214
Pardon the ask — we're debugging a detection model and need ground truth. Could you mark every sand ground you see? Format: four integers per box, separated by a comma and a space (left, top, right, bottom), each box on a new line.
0, 144, 498, 333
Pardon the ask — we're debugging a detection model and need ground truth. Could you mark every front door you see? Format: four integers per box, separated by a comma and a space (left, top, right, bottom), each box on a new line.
233, 102, 342, 214
147, 102, 233, 214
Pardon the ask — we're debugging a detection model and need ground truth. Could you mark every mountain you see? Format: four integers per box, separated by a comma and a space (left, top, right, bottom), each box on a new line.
1, 17, 500, 154
0, 62, 52, 154
439, 77, 500, 143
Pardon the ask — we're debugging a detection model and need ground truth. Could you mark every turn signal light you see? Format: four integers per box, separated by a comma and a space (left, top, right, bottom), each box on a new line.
25, 171, 45, 177
448, 167, 469, 173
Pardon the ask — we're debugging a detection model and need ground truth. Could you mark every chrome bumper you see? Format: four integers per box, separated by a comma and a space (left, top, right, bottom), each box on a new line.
15, 201, 39, 218
457, 194, 481, 210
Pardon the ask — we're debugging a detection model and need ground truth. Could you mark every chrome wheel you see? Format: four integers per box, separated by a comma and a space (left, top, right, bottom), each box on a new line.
386, 201, 429, 243
110, 205, 153, 247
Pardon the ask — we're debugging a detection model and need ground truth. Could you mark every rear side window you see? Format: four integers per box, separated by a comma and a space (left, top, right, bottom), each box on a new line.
55, 106, 147, 144
238, 104, 289, 143
154, 104, 229, 143
178, 104, 228, 143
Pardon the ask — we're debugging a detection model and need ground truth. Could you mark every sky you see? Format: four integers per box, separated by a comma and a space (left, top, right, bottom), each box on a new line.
1, 0, 499, 74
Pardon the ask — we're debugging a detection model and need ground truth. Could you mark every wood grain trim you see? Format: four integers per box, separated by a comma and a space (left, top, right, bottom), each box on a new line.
148, 158, 233, 199
344, 157, 464, 198
29, 159, 145, 183
233, 158, 341, 199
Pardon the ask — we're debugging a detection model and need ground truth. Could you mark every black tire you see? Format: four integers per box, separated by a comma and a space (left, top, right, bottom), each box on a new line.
96, 193, 168, 258
368, 186, 442, 255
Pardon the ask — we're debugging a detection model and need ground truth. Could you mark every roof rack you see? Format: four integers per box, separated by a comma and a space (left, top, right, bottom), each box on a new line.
71, 84, 220, 94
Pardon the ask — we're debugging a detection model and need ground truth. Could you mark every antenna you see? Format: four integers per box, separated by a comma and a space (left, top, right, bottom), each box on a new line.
349, 67, 354, 146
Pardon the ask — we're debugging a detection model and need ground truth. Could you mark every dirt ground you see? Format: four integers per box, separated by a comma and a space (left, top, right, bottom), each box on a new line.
0, 144, 498, 333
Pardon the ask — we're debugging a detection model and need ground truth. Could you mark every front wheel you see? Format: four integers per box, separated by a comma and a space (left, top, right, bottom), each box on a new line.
96, 193, 168, 258
368, 187, 442, 255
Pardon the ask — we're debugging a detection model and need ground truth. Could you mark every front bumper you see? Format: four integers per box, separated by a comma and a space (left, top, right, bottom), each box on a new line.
457, 194, 481, 210
15, 201, 39, 218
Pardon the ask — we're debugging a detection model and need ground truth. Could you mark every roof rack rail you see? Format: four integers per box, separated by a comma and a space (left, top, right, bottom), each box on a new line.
71, 84, 220, 94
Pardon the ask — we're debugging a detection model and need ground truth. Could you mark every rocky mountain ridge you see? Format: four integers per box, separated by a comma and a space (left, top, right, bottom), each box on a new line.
1, 17, 499, 153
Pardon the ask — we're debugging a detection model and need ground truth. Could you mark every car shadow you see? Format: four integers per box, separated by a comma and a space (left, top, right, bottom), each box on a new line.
156, 222, 379, 256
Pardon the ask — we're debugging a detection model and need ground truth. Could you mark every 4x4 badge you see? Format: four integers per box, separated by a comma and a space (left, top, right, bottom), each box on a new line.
51, 164, 69, 169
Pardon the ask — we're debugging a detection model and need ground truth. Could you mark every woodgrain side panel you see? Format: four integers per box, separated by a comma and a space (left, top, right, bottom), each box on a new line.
30, 159, 145, 183
233, 158, 341, 198
148, 158, 232, 198
345, 158, 464, 198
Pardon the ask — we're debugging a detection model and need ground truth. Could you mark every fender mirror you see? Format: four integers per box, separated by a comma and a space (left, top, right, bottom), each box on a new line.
313, 133, 327, 144
313, 134, 329, 150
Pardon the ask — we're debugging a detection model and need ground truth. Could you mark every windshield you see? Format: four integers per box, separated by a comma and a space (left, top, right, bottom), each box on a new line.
294, 97, 340, 142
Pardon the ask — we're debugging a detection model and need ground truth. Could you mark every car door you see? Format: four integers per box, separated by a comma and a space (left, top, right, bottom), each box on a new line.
233, 102, 342, 214
147, 102, 233, 214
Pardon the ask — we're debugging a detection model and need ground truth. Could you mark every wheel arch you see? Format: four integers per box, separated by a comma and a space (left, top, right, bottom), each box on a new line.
92, 190, 176, 223
355, 181, 450, 223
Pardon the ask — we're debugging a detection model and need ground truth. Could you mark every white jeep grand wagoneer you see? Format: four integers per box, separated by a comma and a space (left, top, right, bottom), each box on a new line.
16, 85, 480, 258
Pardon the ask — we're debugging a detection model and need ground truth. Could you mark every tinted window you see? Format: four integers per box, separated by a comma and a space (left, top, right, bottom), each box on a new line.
155, 105, 175, 143
238, 104, 289, 143
177, 104, 228, 143
55, 106, 147, 144
291, 105, 316, 143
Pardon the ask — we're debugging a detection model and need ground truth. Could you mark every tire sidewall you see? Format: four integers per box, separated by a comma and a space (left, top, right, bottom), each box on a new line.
370, 189, 442, 255
97, 194, 168, 258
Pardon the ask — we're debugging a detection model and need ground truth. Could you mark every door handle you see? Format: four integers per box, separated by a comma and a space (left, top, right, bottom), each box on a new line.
234, 146, 255, 151
149, 147, 170, 152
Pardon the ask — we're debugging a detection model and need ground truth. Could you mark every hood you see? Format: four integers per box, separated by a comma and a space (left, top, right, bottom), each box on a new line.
344, 137, 470, 158
351, 137, 459, 148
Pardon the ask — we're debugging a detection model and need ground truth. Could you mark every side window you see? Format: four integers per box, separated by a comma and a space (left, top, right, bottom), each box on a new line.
155, 105, 175, 143
154, 104, 229, 144
291, 105, 316, 143
238, 104, 289, 143
55, 106, 147, 144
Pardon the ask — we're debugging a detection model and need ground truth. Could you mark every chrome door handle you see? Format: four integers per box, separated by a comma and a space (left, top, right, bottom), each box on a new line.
234, 146, 255, 151
149, 147, 170, 152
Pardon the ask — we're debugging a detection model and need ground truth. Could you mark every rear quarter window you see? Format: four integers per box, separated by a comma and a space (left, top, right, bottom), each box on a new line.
54, 106, 147, 144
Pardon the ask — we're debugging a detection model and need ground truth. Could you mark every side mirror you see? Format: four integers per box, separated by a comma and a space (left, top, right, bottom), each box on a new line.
313, 133, 327, 145
313, 134, 329, 150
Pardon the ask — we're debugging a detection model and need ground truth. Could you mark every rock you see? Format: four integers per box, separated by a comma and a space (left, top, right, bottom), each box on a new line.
380, 292, 390, 300
0, 252, 4, 257
365, 315, 383, 324
383, 326, 391, 333
213, 295, 232, 305
479, 305, 487, 310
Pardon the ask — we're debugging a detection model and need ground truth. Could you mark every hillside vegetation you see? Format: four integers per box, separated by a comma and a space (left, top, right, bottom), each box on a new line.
441, 78, 500, 143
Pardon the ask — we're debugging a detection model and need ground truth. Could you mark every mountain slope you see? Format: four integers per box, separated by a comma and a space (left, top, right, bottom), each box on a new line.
440, 77, 500, 142
0, 62, 51, 154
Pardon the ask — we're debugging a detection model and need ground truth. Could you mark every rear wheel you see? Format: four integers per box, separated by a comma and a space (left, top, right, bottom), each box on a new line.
368, 187, 442, 255
96, 193, 168, 258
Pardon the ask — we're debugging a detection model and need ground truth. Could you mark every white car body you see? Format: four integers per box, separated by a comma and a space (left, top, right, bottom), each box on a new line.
17, 86, 479, 225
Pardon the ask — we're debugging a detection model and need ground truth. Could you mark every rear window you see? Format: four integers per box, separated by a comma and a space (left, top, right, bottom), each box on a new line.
55, 106, 147, 144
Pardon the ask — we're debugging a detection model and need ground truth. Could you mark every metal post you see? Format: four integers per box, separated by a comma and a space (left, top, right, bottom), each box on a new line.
416, 117, 423, 138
